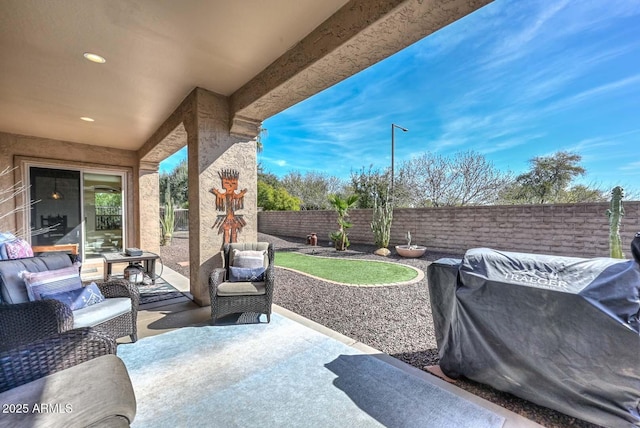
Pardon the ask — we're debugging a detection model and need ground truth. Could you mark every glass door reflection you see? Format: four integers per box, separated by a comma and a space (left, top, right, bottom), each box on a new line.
83, 173, 123, 259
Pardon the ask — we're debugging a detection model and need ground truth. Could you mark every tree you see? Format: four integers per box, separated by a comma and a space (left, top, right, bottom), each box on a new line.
257, 181, 274, 210
256, 125, 267, 154
350, 165, 393, 208
160, 158, 188, 207
559, 184, 607, 203
257, 181, 300, 211
257, 165, 280, 187
398, 150, 511, 207
501, 151, 587, 204
281, 171, 342, 210
398, 153, 451, 207
95, 193, 121, 207
448, 151, 513, 205
397, 153, 449, 207
328, 194, 358, 250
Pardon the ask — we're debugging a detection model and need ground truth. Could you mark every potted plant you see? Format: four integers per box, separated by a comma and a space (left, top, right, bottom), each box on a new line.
371, 195, 392, 256
328, 194, 358, 251
395, 231, 426, 258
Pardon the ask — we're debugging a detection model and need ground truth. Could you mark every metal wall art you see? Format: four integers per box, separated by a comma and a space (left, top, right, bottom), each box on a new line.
210, 169, 247, 243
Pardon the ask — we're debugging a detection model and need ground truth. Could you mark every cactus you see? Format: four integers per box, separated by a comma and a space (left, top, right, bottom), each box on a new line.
160, 187, 175, 246
606, 186, 625, 259
370, 196, 393, 249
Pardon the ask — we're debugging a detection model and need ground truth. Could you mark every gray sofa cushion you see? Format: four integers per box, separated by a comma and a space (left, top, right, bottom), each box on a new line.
0, 253, 73, 304
0, 354, 136, 427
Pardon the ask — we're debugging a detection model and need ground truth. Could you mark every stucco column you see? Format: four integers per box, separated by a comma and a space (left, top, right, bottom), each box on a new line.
186, 88, 258, 306
137, 161, 161, 254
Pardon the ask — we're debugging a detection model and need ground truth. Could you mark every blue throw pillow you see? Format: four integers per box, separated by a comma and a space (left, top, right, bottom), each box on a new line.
0, 232, 16, 244
42, 282, 105, 310
228, 266, 266, 282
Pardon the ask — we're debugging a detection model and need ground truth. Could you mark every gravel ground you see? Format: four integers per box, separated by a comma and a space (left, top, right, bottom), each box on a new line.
160, 232, 601, 428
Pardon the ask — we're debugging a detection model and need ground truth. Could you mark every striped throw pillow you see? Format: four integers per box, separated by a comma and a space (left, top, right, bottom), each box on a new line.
21, 264, 83, 301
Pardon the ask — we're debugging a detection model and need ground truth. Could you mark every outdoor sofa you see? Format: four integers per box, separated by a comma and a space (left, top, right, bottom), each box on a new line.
0, 252, 139, 343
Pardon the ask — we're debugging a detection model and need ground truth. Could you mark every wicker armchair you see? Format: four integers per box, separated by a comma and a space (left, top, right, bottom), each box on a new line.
0, 322, 116, 393
209, 242, 275, 324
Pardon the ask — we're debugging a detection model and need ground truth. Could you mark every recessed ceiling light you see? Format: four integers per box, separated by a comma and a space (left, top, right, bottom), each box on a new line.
83, 52, 106, 64
80, 117, 95, 122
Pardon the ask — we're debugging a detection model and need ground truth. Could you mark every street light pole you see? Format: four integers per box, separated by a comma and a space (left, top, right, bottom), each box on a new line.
391, 123, 408, 200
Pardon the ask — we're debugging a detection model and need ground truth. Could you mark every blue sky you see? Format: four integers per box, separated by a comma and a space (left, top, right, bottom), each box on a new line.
162, 0, 640, 195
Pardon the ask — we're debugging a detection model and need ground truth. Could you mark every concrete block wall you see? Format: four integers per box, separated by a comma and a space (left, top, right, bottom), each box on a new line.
258, 202, 640, 258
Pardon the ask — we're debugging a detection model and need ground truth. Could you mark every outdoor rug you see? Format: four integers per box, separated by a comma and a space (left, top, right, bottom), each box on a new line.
117, 313, 505, 428
137, 277, 185, 306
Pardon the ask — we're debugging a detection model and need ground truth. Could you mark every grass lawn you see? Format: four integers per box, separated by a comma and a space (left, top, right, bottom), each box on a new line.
275, 251, 418, 285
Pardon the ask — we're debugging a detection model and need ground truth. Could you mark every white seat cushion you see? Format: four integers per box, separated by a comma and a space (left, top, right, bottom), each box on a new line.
217, 281, 266, 296
72, 297, 131, 328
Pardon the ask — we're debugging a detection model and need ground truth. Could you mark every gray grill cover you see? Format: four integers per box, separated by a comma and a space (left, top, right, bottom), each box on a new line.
427, 248, 640, 427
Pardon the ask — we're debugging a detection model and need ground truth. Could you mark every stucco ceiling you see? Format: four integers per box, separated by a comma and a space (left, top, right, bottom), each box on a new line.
0, 0, 349, 150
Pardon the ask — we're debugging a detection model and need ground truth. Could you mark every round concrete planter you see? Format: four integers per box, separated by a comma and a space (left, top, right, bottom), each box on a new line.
395, 245, 427, 258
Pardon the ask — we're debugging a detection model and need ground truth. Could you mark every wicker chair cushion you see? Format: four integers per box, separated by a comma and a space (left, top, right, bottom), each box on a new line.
73, 297, 131, 328
21, 264, 83, 301
217, 281, 266, 296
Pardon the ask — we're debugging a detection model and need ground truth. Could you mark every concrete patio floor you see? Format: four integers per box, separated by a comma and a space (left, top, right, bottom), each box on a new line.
122, 266, 542, 428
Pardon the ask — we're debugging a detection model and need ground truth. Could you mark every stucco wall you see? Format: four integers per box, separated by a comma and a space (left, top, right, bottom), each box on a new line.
0, 132, 138, 247
258, 202, 640, 258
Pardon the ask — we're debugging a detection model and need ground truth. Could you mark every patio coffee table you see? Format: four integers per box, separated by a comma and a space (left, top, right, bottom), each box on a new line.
103, 252, 160, 284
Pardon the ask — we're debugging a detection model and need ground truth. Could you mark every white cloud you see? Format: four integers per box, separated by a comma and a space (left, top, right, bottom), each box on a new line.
620, 161, 640, 171
259, 156, 287, 168
565, 130, 640, 155
542, 74, 640, 114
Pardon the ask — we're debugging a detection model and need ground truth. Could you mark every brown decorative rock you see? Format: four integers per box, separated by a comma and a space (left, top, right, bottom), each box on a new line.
374, 248, 391, 257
